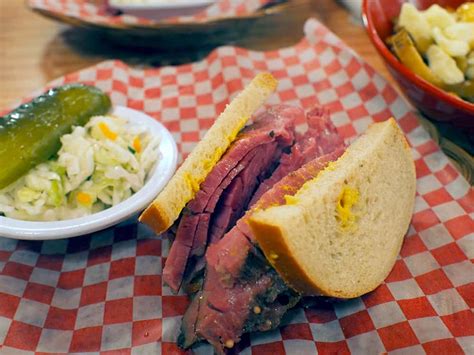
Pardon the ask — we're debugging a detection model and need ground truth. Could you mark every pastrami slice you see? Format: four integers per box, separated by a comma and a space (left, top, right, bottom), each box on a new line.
163, 105, 300, 293
250, 105, 345, 205
180, 107, 346, 353
183, 153, 343, 353
184, 141, 281, 288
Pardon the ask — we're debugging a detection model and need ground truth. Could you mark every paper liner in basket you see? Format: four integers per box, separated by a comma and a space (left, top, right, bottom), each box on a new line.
0, 19, 473, 354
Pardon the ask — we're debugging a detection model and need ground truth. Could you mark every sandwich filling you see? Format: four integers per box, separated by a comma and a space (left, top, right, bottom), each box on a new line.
163, 105, 301, 292
171, 106, 345, 353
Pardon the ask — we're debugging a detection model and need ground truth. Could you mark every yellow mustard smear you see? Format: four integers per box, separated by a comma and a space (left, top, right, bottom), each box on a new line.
183, 151, 221, 195
202, 146, 223, 171
183, 140, 226, 194
336, 186, 359, 230
183, 116, 248, 196
228, 116, 248, 143
284, 194, 299, 205
272, 155, 359, 229
184, 172, 200, 194
324, 161, 338, 172
282, 160, 340, 205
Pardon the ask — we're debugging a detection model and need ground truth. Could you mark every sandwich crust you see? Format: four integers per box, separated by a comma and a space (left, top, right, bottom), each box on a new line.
249, 220, 328, 295
249, 118, 416, 298
139, 73, 278, 234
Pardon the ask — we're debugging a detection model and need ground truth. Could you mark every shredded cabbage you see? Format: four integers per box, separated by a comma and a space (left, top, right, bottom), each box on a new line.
0, 115, 161, 221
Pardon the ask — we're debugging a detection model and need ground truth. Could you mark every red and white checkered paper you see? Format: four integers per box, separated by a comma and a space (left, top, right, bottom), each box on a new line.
1, 19, 473, 354
28, 0, 271, 26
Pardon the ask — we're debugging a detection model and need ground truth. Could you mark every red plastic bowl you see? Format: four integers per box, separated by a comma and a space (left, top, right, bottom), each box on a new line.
362, 0, 474, 127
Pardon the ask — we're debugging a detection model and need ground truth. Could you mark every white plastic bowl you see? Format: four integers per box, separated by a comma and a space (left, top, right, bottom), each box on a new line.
0, 106, 178, 240
108, 0, 216, 21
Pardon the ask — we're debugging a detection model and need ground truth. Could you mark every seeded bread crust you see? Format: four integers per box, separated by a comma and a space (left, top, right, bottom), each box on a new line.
249, 119, 416, 298
139, 73, 278, 234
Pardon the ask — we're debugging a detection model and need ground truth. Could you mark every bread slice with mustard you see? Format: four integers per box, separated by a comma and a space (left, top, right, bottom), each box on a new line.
139, 73, 278, 234
248, 118, 416, 298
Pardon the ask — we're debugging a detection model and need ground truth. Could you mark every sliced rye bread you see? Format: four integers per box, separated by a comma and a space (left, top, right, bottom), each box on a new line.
140, 73, 278, 234
248, 118, 416, 298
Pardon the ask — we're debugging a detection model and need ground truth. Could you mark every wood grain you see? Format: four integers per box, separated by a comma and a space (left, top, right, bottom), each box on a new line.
0, 0, 390, 110
1, 0, 472, 173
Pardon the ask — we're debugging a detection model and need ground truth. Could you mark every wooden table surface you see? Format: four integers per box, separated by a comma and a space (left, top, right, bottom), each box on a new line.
0, 0, 472, 176
0, 0, 390, 110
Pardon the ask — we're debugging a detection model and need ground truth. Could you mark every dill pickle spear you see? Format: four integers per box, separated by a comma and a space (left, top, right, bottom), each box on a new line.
0, 84, 111, 189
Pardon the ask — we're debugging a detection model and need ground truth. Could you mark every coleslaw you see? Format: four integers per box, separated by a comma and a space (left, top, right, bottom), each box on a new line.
0, 115, 161, 221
